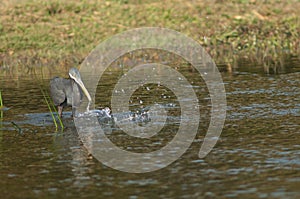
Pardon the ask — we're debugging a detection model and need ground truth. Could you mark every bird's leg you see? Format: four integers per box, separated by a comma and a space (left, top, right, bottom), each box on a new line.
72, 107, 76, 118
58, 106, 63, 118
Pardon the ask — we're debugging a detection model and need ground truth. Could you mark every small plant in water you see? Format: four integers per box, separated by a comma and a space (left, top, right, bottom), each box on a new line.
34, 68, 64, 131
0, 90, 3, 109
11, 121, 23, 135
41, 88, 64, 131
0, 90, 3, 119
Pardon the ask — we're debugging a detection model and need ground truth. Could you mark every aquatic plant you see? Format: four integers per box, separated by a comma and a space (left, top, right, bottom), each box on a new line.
11, 121, 23, 135
0, 90, 3, 119
34, 68, 64, 131
40, 87, 64, 131
0, 90, 3, 108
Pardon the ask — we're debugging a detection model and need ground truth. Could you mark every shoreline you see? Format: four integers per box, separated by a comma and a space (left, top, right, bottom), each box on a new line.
1, 0, 299, 75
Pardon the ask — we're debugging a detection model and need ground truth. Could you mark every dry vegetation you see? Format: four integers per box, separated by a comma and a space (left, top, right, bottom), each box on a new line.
0, 0, 299, 76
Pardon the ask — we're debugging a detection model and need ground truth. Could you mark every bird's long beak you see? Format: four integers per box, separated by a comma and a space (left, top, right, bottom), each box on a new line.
69, 73, 92, 103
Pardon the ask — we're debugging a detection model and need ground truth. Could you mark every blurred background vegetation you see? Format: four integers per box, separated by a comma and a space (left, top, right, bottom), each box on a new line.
0, 0, 299, 76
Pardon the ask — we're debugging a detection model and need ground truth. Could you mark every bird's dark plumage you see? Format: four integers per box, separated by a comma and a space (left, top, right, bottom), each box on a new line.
50, 68, 91, 117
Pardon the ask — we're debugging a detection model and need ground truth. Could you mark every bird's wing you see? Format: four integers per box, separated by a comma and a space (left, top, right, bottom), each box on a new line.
50, 77, 67, 106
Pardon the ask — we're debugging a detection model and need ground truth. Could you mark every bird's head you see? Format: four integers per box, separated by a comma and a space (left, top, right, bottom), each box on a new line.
69, 67, 92, 103
69, 67, 82, 82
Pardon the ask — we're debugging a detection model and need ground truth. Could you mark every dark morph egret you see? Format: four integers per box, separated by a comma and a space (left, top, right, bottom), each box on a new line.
50, 67, 91, 117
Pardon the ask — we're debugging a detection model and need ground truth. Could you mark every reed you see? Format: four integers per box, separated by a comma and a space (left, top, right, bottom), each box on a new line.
40, 87, 64, 131
11, 121, 23, 135
35, 68, 64, 131
0, 91, 3, 108
0, 90, 3, 119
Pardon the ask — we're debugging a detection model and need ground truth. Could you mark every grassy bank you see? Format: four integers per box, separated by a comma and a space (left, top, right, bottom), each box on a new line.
0, 0, 299, 76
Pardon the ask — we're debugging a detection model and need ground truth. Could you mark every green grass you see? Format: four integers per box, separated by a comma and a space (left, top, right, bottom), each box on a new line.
0, 91, 3, 120
0, 0, 299, 74
0, 91, 3, 108
34, 67, 64, 131
40, 86, 64, 131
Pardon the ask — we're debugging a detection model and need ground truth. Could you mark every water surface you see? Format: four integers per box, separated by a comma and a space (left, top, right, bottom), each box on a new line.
0, 61, 299, 198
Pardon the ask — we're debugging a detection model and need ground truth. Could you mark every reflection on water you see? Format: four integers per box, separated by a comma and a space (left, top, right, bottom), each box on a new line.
0, 63, 299, 198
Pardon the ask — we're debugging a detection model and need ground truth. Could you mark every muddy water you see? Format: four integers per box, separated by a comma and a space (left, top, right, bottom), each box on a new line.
0, 63, 299, 198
